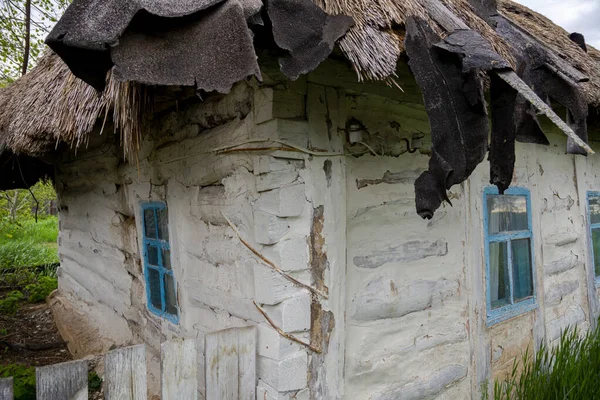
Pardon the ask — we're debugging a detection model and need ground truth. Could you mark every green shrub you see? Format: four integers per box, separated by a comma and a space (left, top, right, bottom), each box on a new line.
88, 371, 103, 391
0, 291, 24, 315
489, 322, 600, 399
0, 364, 36, 400
24, 275, 58, 303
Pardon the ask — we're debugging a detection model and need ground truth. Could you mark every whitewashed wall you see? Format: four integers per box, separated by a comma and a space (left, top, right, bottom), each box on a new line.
51, 55, 600, 400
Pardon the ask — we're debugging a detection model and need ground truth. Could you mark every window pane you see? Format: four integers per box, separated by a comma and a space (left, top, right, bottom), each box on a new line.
147, 267, 162, 311
144, 208, 157, 238
512, 238, 533, 302
590, 196, 600, 224
157, 208, 169, 241
147, 245, 159, 266
164, 274, 178, 316
593, 228, 600, 277
162, 248, 171, 270
487, 195, 528, 234
490, 241, 510, 309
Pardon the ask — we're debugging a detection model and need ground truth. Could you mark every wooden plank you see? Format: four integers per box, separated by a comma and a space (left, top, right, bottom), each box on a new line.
422, 0, 468, 31
161, 339, 198, 400
205, 327, 257, 400
0, 378, 13, 400
496, 70, 594, 154
36, 360, 88, 400
237, 327, 256, 400
105, 344, 147, 400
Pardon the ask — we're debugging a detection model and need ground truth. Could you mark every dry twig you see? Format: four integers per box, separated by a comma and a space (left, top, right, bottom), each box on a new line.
222, 213, 328, 299
253, 301, 321, 353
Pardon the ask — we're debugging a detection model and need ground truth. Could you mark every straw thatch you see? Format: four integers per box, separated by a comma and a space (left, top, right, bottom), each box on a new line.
0, 0, 598, 161
0, 51, 148, 159
498, 0, 600, 107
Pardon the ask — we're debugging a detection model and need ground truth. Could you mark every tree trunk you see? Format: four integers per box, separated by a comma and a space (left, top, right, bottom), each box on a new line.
10, 192, 18, 221
21, 0, 31, 76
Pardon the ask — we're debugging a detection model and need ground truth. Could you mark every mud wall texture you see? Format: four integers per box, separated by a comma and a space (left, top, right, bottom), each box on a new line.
52, 56, 600, 399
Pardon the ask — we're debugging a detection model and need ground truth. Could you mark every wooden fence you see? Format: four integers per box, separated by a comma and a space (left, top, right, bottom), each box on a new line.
0, 326, 256, 400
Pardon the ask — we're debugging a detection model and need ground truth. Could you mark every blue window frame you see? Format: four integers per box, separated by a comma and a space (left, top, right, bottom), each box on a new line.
141, 202, 179, 323
587, 192, 600, 281
483, 187, 536, 325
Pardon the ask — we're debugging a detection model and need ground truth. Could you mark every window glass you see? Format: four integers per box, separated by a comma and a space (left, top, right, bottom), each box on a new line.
147, 268, 162, 310
589, 196, 600, 225
141, 203, 178, 322
592, 228, 600, 277
164, 274, 178, 316
485, 188, 534, 324
487, 195, 528, 234
162, 249, 171, 270
147, 245, 159, 266
489, 241, 509, 309
144, 208, 157, 238
157, 208, 169, 240
512, 238, 533, 302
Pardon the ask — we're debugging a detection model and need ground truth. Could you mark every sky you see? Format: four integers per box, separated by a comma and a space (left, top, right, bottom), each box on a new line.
515, 0, 600, 49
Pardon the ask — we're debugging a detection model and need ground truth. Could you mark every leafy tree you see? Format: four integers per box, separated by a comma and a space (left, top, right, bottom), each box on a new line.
0, 0, 70, 84
0, 181, 57, 222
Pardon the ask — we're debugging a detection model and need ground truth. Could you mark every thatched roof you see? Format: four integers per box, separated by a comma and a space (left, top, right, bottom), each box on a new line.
0, 0, 598, 198
498, 0, 600, 107
0, 52, 147, 158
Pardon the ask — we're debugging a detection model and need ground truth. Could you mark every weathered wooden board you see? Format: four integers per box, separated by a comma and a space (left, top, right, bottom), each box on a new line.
105, 344, 147, 400
205, 326, 256, 400
161, 339, 198, 400
36, 360, 88, 400
0, 378, 13, 400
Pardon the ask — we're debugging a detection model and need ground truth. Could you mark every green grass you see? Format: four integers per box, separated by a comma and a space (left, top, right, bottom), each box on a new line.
0, 217, 59, 269
488, 321, 600, 399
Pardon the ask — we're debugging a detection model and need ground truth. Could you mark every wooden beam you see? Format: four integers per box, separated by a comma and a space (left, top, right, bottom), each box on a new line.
422, 0, 593, 155
496, 70, 594, 154
423, 0, 468, 31
499, 15, 589, 83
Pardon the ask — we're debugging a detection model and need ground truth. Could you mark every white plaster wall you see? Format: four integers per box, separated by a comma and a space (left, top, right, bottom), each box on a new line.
54, 76, 348, 399
52, 54, 600, 399
343, 92, 471, 399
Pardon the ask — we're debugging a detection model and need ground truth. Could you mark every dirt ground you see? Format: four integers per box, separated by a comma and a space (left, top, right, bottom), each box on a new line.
0, 289, 103, 399
0, 300, 72, 367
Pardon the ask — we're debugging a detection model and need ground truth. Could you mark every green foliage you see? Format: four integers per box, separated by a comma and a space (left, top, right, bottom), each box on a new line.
0, 328, 7, 336
24, 275, 57, 302
0, 290, 24, 315
0, 363, 36, 400
0, 0, 70, 83
0, 181, 58, 222
489, 322, 600, 399
88, 371, 103, 391
0, 216, 59, 269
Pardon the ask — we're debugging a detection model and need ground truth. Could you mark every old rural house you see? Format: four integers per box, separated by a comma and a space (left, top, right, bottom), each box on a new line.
1, 0, 600, 398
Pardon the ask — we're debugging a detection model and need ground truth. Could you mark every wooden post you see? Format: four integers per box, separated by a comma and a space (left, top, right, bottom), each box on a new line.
161, 339, 198, 400
105, 344, 147, 400
0, 378, 13, 400
205, 327, 256, 400
36, 360, 88, 400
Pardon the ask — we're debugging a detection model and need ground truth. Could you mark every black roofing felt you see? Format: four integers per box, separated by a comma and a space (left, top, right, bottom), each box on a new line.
40, 0, 594, 219
46, 0, 353, 93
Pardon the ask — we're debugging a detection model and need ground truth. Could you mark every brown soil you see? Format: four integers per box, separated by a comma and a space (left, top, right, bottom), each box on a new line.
0, 300, 72, 367
0, 289, 103, 399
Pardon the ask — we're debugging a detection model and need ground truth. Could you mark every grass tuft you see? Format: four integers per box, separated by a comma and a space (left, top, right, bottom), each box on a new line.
489, 321, 600, 399
0, 217, 59, 269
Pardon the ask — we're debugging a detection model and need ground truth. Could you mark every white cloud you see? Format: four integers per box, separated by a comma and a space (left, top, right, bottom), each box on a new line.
515, 0, 600, 49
